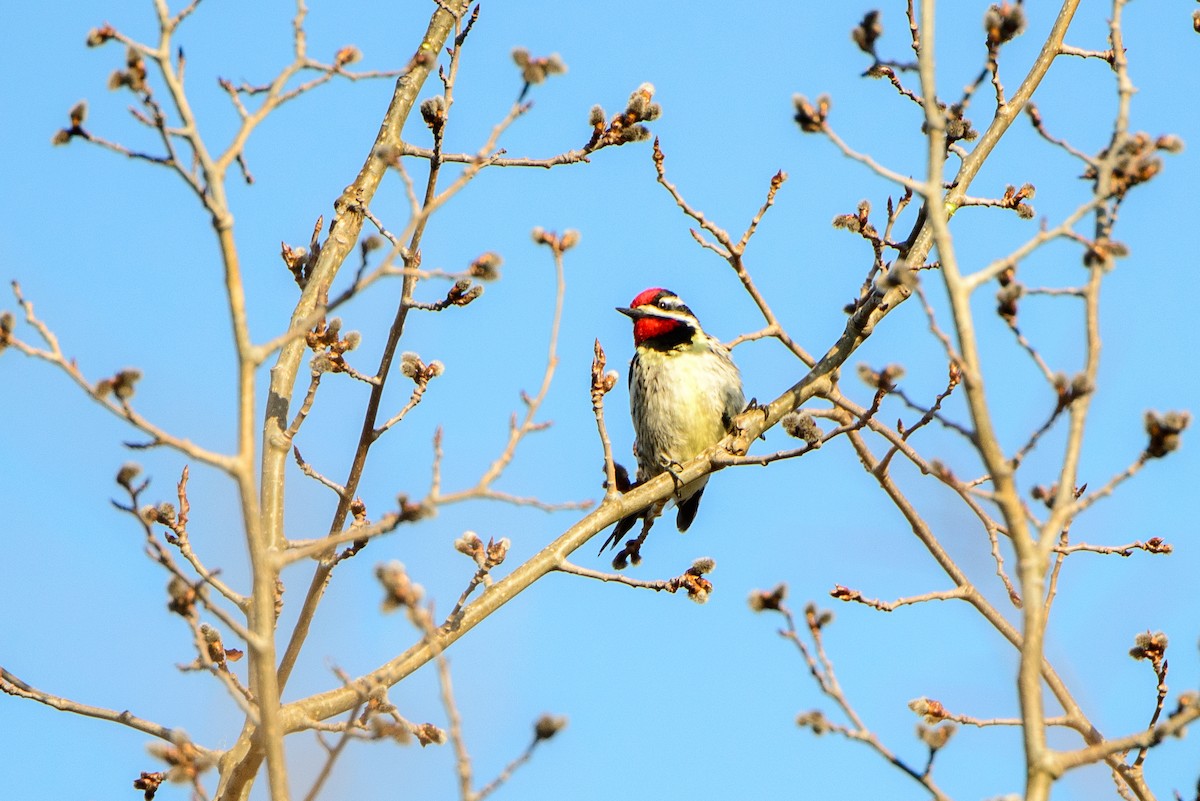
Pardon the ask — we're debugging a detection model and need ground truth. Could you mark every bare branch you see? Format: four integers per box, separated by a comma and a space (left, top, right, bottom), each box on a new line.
1, 665, 201, 748
292, 445, 348, 499
554, 558, 715, 603
829, 585, 967, 612
6, 283, 234, 472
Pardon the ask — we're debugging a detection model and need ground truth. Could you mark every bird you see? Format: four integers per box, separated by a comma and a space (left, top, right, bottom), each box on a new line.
600, 287, 745, 557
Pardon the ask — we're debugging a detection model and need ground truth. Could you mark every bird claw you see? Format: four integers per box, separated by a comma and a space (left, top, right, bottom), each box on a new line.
746, 396, 770, 422
658, 458, 686, 498
736, 397, 769, 443
612, 540, 641, 570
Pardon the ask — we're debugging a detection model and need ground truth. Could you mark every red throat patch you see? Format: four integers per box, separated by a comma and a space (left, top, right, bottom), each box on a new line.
633, 315, 684, 344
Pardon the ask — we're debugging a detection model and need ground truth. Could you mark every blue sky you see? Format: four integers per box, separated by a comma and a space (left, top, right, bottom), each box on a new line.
2, 1, 1198, 799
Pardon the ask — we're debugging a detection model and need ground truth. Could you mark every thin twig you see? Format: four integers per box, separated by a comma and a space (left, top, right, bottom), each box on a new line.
1133, 657, 1170, 769
591, 340, 621, 502
1071, 452, 1149, 517
554, 560, 709, 599
301, 704, 363, 801
431, 231, 568, 505
653, 141, 815, 367
772, 602, 951, 800
830, 585, 967, 612
292, 445, 348, 498
6, 283, 234, 472
0, 666, 201, 747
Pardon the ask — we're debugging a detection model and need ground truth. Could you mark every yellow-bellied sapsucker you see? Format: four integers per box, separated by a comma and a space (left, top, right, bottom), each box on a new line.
600, 287, 744, 556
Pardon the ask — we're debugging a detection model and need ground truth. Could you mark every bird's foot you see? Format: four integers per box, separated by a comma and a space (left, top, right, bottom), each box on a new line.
659, 458, 686, 498
742, 397, 769, 437
612, 507, 660, 569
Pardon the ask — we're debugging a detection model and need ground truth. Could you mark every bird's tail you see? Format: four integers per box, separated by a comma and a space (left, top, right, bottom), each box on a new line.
598, 511, 640, 554
675, 484, 706, 532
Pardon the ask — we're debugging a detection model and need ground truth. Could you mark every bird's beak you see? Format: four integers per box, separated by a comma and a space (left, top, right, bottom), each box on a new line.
616, 306, 645, 319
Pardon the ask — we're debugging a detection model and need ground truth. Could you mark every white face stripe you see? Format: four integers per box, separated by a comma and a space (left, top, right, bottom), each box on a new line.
635, 305, 695, 323
635, 293, 699, 326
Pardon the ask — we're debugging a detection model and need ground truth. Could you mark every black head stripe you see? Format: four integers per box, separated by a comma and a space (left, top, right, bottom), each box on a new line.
650, 291, 696, 321
647, 289, 676, 307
